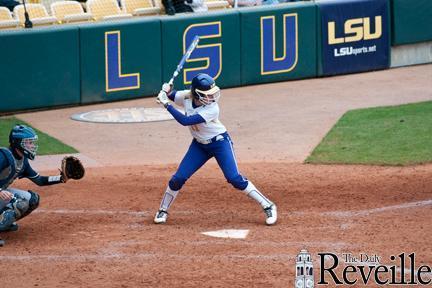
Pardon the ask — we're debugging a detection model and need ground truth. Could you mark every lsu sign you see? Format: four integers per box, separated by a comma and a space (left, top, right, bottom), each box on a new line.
260, 13, 298, 75
328, 16, 382, 45
183, 22, 222, 84
319, 0, 390, 76
105, 31, 140, 92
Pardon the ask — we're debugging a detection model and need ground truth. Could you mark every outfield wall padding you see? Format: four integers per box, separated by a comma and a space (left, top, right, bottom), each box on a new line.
1, 0, 425, 113
161, 10, 241, 90
0, 27, 80, 113
391, 0, 432, 45
79, 18, 162, 104
240, 3, 317, 85
317, 0, 390, 76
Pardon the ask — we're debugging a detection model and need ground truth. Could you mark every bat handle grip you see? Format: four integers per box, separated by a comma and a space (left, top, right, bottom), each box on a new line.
168, 78, 174, 86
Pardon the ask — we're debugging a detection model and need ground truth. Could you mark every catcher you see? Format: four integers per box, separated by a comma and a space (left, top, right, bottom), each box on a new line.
0, 124, 84, 242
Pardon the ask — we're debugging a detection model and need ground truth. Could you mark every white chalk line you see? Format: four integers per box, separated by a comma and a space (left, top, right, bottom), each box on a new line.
0, 252, 297, 262
102, 239, 355, 249
0, 239, 357, 263
35, 199, 432, 218
35, 209, 149, 216
318, 199, 432, 217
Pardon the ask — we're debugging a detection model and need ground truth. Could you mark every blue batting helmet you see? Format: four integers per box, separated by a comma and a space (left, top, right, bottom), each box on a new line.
191, 73, 221, 105
9, 124, 38, 160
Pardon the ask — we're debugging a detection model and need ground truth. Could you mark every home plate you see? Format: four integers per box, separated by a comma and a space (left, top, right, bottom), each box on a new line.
201, 229, 249, 239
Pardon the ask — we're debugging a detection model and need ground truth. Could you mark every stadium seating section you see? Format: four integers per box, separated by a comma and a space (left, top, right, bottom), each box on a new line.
0, 0, 232, 28
0, 6, 20, 28
14, 3, 57, 26
51, 1, 93, 23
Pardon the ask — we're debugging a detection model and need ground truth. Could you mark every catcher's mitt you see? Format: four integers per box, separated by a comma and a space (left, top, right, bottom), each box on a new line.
60, 156, 85, 182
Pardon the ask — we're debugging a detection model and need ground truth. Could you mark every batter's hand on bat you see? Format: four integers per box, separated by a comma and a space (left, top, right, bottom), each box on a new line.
161, 83, 172, 94
157, 91, 170, 108
0, 190, 13, 202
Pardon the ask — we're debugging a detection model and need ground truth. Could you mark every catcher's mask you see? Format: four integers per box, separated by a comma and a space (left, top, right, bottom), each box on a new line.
9, 125, 38, 160
191, 73, 220, 106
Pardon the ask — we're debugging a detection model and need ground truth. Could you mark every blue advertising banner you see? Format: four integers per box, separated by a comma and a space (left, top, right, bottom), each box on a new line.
318, 0, 390, 76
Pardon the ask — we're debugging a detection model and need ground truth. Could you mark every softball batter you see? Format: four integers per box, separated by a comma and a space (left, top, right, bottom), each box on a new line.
154, 73, 277, 225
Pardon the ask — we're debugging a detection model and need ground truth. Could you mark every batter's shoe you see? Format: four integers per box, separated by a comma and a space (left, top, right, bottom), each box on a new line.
0, 238, 4, 247
264, 204, 277, 225
154, 210, 168, 224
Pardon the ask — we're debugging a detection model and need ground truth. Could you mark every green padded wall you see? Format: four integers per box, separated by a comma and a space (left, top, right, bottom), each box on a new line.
0, 27, 80, 112
391, 0, 432, 45
240, 3, 317, 85
161, 10, 241, 90
79, 18, 162, 104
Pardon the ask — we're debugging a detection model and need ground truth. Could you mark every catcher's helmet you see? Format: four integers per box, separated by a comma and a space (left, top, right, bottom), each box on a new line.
9, 124, 38, 160
191, 73, 220, 105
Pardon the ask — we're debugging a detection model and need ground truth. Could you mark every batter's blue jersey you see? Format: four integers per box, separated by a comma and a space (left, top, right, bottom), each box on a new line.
166, 91, 249, 192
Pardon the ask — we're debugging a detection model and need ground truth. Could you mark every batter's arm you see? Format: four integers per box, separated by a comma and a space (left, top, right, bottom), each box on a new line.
167, 90, 177, 101
166, 105, 206, 126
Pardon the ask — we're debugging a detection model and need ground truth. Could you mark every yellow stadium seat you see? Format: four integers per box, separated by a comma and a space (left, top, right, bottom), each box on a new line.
86, 0, 132, 21
153, 0, 165, 13
13, 4, 58, 26
120, 0, 161, 16
0, 7, 20, 29
51, 1, 93, 23
205, 0, 230, 9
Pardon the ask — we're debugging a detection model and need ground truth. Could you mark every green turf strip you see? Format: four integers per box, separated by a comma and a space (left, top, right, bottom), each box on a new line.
306, 101, 432, 166
0, 117, 78, 155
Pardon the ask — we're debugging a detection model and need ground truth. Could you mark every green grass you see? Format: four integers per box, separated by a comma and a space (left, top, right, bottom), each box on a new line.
306, 101, 432, 166
0, 117, 78, 155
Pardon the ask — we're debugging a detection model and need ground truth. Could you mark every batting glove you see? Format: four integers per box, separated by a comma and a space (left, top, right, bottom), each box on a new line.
161, 83, 172, 94
156, 91, 170, 108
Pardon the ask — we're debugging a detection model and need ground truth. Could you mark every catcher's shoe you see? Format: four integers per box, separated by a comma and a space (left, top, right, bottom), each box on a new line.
8, 223, 18, 232
0, 238, 4, 247
154, 210, 168, 224
264, 204, 277, 225
0, 210, 17, 232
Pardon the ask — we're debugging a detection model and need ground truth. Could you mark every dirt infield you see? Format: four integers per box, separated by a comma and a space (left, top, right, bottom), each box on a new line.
1, 65, 432, 287
1, 163, 432, 287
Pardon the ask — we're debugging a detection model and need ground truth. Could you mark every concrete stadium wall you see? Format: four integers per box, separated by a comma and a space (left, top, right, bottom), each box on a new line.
391, 41, 432, 68
389, 0, 432, 68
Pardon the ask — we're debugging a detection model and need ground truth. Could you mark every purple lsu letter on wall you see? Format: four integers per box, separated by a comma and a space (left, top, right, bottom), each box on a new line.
319, 0, 390, 76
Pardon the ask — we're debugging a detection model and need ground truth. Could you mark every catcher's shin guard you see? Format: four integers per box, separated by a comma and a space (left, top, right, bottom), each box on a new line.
21, 191, 40, 218
5, 191, 40, 222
